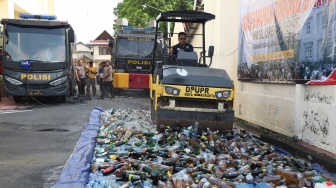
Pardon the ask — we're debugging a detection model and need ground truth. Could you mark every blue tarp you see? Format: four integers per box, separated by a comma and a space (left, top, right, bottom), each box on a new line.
272, 146, 292, 156
311, 163, 336, 179
273, 147, 336, 178
52, 107, 103, 188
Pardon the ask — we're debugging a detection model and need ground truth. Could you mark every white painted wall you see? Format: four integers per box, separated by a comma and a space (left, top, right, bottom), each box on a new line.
77, 43, 91, 52
236, 82, 296, 136
13, 0, 47, 14
0, 0, 15, 19
75, 43, 92, 62
295, 85, 336, 154
0, 0, 55, 20
92, 45, 110, 62
189, 0, 336, 154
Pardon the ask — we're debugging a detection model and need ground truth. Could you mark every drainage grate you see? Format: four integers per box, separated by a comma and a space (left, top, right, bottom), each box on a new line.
38, 128, 69, 132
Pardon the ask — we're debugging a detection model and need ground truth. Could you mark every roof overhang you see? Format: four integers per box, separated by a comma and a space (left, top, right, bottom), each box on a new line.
156, 10, 215, 23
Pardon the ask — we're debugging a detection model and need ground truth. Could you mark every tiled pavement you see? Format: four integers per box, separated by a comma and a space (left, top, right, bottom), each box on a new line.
0, 96, 28, 110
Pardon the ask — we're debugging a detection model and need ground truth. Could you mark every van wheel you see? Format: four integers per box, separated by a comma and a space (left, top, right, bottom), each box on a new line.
13, 96, 23, 103
60, 95, 70, 103
69, 81, 75, 96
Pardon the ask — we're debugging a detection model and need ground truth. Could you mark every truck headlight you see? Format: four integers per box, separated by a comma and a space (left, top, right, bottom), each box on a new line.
5, 77, 23, 85
165, 86, 180, 96
49, 76, 67, 86
215, 90, 231, 98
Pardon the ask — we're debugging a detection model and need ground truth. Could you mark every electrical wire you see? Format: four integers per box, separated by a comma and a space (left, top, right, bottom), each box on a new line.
208, 10, 239, 59
25, 67, 50, 107
23, 64, 86, 107
215, 48, 238, 57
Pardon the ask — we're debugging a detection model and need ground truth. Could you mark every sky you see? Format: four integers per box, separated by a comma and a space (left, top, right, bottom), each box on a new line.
55, 0, 123, 44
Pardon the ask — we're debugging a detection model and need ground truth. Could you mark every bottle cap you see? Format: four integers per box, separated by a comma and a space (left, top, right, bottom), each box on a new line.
109, 155, 117, 160
326, 182, 334, 186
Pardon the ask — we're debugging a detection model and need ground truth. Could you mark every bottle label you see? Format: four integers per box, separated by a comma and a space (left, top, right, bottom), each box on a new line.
103, 166, 113, 173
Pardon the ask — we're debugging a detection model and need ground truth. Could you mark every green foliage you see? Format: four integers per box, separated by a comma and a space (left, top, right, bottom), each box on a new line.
113, 0, 194, 32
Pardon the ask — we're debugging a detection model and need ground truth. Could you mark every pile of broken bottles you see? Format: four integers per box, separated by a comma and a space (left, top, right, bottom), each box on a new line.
85, 108, 336, 188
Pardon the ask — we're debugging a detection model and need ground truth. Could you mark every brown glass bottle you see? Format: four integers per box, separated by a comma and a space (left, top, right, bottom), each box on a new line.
262, 174, 282, 185
275, 169, 304, 187
102, 164, 124, 176
208, 177, 231, 188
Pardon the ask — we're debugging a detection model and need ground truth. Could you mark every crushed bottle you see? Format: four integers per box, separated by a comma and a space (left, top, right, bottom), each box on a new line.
84, 108, 336, 188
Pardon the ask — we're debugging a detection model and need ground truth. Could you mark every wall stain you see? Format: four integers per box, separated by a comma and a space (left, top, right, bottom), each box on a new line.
304, 87, 334, 104
239, 104, 242, 115
302, 110, 331, 138
263, 104, 280, 127
263, 84, 270, 91
240, 82, 245, 92
264, 104, 280, 116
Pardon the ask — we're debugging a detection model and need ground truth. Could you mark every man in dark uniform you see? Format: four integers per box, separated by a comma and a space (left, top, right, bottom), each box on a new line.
98, 62, 105, 92
170, 32, 194, 57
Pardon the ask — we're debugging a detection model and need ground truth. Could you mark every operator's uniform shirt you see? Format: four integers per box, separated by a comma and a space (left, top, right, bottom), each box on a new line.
172, 43, 194, 57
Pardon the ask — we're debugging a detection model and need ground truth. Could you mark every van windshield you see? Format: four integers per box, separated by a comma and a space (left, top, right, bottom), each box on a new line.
4, 25, 66, 62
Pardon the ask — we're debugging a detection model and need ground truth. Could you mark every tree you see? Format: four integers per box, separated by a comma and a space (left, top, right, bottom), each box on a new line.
113, 0, 194, 32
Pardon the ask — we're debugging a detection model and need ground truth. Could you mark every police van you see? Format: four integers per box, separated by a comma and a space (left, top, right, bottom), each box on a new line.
1, 14, 76, 102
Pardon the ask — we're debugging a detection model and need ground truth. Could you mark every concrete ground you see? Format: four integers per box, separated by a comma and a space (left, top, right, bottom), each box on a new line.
0, 91, 151, 188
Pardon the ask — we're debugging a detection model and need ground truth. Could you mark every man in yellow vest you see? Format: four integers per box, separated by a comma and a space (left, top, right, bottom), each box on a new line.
86, 61, 98, 98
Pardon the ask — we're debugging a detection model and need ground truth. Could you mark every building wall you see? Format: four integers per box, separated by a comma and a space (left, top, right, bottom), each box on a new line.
13, 0, 50, 14
294, 85, 336, 153
204, 0, 239, 77
92, 45, 110, 62
0, 0, 55, 20
74, 42, 110, 67
74, 43, 92, 64
47, 0, 55, 15
190, 0, 336, 154
0, 0, 14, 19
77, 43, 91, 53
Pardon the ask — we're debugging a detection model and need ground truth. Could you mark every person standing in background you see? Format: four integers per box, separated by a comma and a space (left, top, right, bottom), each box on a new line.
111, 63, 115, 97
98, 62, 105, 92
75, 60, 87, 97
86, 61, 97, 99
98, 61, 115, 99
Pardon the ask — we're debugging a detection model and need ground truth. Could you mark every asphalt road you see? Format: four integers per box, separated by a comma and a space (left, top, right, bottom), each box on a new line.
0, 91, 151, 188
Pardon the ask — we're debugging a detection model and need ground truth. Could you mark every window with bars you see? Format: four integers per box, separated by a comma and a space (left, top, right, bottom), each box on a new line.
317, 39, 322, 59
318, 13, 325, 30
305, 42, 313, 59
306, 20, 311, 34
99, 47, 110, 55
